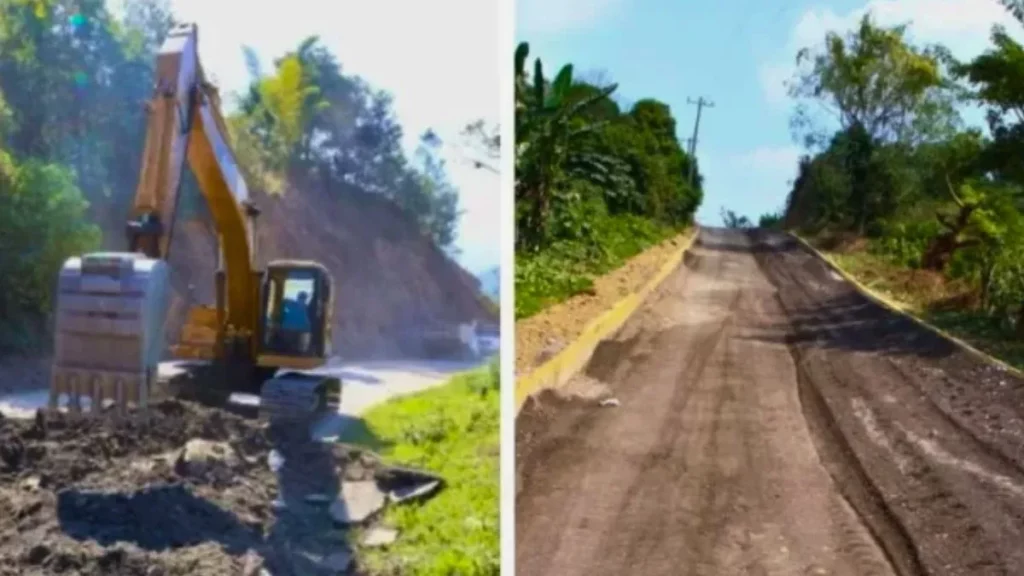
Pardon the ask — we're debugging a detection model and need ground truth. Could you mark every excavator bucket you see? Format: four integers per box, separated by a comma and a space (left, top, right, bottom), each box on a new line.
49, 253, 170, 415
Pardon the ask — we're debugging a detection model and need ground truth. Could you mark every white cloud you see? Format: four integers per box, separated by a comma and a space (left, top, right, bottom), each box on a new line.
759, 0, 1020, 111
516, 0, 624, 36
110, 0, 500, 271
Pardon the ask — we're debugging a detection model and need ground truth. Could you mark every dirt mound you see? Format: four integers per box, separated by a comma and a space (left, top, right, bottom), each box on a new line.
164, 184, 493, 360
0, 402, 400, 576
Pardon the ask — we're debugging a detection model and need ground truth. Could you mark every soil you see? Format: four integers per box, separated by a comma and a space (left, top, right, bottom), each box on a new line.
0, 401, 394, 576
515, 232, 692, 375
516, 228, 1024, 576
165, 183, 495, 361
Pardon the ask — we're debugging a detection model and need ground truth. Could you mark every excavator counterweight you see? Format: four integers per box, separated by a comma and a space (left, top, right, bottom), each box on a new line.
48, 23, 340, 423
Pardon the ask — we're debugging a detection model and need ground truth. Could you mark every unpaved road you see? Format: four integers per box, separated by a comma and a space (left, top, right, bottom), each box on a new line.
516, 228, 1024, 576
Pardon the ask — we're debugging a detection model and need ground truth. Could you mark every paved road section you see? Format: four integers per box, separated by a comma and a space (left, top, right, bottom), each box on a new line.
516, 228, 1024, 576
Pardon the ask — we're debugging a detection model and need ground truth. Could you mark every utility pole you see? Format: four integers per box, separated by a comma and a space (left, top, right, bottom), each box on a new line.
686, 97, 714, 188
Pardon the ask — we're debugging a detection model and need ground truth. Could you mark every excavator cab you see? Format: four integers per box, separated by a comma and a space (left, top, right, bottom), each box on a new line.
259, 261, 334, 364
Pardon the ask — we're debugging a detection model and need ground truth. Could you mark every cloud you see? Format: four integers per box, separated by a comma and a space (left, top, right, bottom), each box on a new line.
110, 0, 500, 271
516, 0, 624, 36
759, 0, 1019, 111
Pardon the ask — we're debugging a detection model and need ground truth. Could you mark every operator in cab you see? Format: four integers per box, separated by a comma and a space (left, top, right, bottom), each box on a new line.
282, 291, 312, 332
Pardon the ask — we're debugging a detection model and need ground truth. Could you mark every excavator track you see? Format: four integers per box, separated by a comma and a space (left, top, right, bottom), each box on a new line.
259, 372, 341, 423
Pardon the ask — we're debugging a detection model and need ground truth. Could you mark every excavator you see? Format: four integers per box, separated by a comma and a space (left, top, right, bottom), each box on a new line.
47, 23, 341, 422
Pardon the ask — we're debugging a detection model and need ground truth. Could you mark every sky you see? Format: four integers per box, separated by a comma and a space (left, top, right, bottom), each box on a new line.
516, 0, 1021, 227
110, 0, 501, 275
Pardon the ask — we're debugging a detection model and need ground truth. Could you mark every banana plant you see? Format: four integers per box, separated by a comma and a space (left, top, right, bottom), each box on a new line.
515, 41, 619, 249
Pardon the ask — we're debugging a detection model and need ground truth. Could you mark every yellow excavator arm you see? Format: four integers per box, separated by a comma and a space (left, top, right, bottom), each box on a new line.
128, 22, 258, 345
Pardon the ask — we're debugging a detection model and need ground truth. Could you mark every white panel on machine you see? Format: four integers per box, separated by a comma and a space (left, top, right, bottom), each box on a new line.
50, 252, 170, 412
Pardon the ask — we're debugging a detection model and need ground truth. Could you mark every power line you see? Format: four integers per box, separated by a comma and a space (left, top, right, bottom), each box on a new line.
686, 96, 714, 188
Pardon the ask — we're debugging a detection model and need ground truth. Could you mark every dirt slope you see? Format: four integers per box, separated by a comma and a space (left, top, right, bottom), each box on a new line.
516, 228, 1024, 576
159, 182, 493, 359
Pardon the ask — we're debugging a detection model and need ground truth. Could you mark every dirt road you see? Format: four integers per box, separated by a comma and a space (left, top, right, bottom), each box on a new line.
516, 228, 1024, 576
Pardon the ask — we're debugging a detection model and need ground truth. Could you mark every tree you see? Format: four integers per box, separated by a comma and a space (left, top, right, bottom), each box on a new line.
789, 14, 958, 149
758, 211, 783, 229
720, 208, 752, 229
514, 41, 618, 250
461, 119, 499, 174
0, 156, 100, 351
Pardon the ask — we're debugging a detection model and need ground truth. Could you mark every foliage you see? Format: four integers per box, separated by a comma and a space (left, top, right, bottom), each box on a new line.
0, 153, 100, 351
758, 210, 784, 229
514, 41, 700, 316
343, 364, 499, 576
515, 212, 674, 319
784, 4, 1024, 341
789, 14, 959, 149
721, 208, 753, 228
461, 119, 499, 174
0, 1, 467, 353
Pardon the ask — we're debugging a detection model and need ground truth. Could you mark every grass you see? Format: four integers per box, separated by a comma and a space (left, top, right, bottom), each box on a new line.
820, 243, 1024, 372
341, 361, 500, 576
515, 214, 683, 319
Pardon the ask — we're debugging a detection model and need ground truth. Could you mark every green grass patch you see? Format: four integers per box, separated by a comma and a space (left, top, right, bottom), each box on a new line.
341, 361, 500, 576
822, 245, 1024, 372
515, 214, 682, 319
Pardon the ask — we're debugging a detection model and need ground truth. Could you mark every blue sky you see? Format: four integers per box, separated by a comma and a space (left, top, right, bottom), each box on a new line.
516, 0, 1019, 227
110, 0, 501, 275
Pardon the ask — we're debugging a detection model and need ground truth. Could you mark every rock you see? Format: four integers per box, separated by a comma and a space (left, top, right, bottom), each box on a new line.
329, 481, 386, 525
175, 439, 239, 480
324, 549, 353, 572
20, 476, 40, 492
389, 479, 442, 504
240, 550, 264, 576
362, 526, 398, 547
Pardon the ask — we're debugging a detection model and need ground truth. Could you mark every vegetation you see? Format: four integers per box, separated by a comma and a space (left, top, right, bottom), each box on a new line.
342, 362, 499, 576
721, 208, 753, 229
514, 42, 703, 319
776, 3, 1024, 366
0, 0, 469, 353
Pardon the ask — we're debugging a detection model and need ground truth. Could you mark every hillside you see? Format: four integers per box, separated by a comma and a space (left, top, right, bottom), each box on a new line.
163, 183, 494, 360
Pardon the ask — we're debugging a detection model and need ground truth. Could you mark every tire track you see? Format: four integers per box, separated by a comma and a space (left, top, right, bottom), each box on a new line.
517, 229, 895, 576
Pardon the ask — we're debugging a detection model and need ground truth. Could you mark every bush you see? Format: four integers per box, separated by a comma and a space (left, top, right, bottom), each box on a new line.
0, 156, 101, 352
515, 212, 677, 319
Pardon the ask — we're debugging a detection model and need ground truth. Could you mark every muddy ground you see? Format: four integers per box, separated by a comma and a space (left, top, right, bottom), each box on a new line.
0, 401, 403, 576
516, 228, 1024, 576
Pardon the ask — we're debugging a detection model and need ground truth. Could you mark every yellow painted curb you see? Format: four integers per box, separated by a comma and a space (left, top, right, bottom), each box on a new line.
515, 228, 700, 412
789, 232, 1024, 379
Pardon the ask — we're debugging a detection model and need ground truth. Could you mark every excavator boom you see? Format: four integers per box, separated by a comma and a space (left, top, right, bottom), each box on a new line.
129, 23, 257, 344
48, 23, 339, 420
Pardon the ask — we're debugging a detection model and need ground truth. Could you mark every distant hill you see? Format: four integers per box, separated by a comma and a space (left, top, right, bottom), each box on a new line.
477, 267, 499, 302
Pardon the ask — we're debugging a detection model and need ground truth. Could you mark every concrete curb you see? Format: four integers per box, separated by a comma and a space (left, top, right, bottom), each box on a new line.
515, 228, 700, 413
788, 232, 1024, 379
